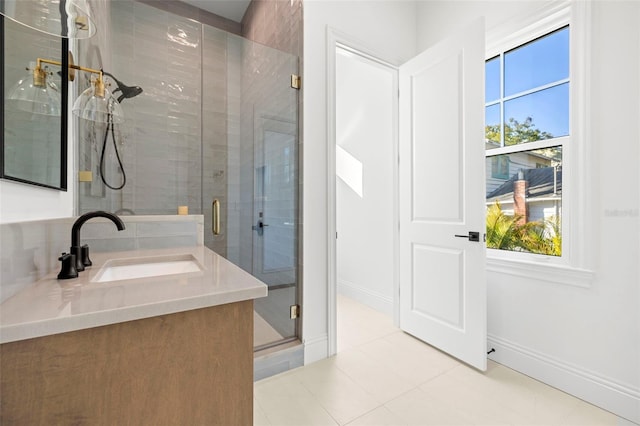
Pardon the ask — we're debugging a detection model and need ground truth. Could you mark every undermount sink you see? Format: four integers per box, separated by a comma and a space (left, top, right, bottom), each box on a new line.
91, 254, 203, 283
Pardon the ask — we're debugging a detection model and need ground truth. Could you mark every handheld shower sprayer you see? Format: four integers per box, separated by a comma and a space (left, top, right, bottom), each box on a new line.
97, 71, 143, 191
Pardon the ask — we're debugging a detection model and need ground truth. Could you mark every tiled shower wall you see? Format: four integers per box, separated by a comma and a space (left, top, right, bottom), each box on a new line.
78, 2, 204, 216
78, 1, 226, 226
242, 0, 303, 59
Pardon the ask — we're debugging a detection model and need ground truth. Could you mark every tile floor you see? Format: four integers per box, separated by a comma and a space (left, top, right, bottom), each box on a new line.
254, 294, 627, 425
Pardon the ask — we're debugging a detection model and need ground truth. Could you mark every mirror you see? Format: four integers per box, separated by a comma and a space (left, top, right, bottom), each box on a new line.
1, 15, 68, 190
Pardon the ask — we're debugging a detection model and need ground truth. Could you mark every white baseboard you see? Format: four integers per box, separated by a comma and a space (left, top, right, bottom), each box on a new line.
303, 334, 328, 365
488, 334, 640, 424
337, 279, 393, 315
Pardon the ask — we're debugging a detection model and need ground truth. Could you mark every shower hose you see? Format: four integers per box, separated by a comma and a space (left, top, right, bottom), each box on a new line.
100, 113, 127, 190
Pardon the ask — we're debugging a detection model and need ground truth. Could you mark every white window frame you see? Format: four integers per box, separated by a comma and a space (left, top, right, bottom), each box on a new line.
485, 1, 595, 287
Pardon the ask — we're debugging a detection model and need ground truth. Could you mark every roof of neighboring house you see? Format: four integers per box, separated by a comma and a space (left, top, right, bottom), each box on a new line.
487, 166, 562, 201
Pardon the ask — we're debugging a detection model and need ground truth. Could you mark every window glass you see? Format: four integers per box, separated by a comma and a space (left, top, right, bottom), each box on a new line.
485, 25, 568, 257
485, 104, 501, 149
503, 82, 569, 145
486, 146, 562, 256
504, 26, 569, 96
490, 155, 510, 179
485, 56, 500, 102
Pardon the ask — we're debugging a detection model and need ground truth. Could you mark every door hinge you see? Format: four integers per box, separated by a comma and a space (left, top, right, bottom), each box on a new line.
291, 74, 301, 90
290, 304, 300, 319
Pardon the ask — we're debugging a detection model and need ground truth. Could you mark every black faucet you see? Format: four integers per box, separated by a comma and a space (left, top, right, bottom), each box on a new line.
67, 211, 125, 275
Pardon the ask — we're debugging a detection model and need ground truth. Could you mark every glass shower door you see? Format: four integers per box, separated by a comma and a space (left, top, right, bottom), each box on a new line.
252, 117, 298, 347
202, 26, 300, 350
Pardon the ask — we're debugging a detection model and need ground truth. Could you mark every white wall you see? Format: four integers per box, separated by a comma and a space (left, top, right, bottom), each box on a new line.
336, 47, 395, 314
0, 180, 74, 223
417, 0, 552, 47
416, 1, 640, 422
302, 0, 417, 362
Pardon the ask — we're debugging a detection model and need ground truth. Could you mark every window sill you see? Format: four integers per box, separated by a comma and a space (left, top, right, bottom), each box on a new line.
486, 256, 595, 288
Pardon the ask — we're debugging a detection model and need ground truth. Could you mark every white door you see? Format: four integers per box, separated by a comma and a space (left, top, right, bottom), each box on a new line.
398, 18, 487, 371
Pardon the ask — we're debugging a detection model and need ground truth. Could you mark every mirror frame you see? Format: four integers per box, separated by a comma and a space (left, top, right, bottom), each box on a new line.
0, 15, 69, 191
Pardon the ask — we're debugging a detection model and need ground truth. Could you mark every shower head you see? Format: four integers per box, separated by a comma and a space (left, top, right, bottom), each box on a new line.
115, 84, 143, 103
102, 71, 143, 103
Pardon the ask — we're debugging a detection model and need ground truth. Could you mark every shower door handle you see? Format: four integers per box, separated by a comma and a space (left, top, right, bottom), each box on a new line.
212, 199, 220, 235
252, 220, 268, 236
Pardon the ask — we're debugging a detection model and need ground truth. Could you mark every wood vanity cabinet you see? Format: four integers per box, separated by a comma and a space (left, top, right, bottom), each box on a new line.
0, 300, 253, 425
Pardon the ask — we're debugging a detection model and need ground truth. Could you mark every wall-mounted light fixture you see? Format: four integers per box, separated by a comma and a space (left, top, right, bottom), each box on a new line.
7, 55, 126, 123
0, 0, 96, 39
6, 61, 62, 116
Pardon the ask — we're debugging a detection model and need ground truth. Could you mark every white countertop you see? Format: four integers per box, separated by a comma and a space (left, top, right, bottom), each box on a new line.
0, 246, 268, 344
